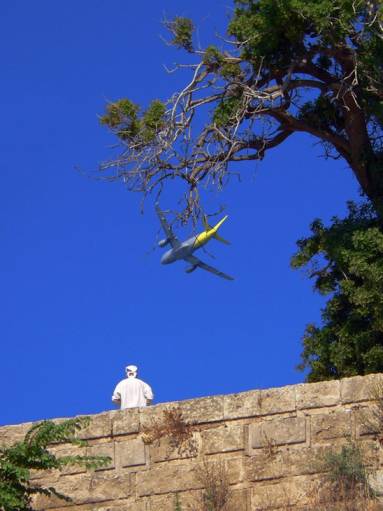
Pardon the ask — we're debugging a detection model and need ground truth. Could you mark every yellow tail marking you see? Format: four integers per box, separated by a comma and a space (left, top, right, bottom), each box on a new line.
194, 215, 229, 249
212, 215, 228, 231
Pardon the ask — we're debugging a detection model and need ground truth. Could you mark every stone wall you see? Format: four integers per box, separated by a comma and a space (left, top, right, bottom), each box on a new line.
1, 374, 383, 510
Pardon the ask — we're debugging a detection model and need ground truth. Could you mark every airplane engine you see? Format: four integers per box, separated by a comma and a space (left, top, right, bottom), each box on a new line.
158, 238, 169, 247
185, 265, 197, 273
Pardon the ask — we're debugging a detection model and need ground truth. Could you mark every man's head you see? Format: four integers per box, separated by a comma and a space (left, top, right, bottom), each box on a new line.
126, 364, 138, 378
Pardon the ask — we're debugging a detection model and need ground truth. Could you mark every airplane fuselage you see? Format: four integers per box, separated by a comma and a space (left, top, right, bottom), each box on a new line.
161, 230, 214, 265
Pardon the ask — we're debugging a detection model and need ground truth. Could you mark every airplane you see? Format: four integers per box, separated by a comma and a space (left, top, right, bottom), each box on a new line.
156, 203, 234, 281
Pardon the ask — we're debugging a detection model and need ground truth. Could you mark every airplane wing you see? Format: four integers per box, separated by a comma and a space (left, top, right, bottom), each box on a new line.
155, 203, 180, 248
185, 255, 234, 281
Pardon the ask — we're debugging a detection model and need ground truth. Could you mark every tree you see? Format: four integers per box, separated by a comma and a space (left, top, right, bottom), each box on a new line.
0, 417, 110, 511
99, 1, 383, 221
291, 201, 383, 382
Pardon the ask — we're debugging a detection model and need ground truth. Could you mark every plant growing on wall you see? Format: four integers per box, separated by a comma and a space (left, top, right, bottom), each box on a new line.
192, 460, 232, 511
174, 492, 183, 511
309, 442, 377, 511
141, 407, 198, 457
0, 417, 110, 511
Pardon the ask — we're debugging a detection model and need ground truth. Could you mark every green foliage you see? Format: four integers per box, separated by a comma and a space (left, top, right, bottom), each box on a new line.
220, 62, 242, 80
100, 99, 166, 144
0, 418, 110, 511
203, 46, 225, 69
141, 100, 167, 143
166, 17, 194, 52
321, 443, 374, 498
203, 46, 242, 79
100, 0, 383, 218
100, 99, 140, 140
292, 202, 383, 381
174, 492, 183, 511
213, 97, 243, 127
229, 0, 383, 64
228, 0, 308, 65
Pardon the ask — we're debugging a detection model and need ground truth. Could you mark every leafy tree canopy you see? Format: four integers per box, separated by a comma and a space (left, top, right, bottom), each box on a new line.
291, 201, 383, 381
0, 418, 110, 511
100, 0, 383, 221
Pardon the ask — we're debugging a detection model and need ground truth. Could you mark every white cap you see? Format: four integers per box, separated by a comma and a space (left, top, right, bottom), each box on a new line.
126, 364, 138, 374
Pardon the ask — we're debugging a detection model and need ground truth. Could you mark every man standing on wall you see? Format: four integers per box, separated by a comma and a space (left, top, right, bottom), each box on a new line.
112, 365, 154, 409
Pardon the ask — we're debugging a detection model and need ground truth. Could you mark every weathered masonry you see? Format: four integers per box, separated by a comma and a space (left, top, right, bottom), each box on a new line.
1, 373, 383, 510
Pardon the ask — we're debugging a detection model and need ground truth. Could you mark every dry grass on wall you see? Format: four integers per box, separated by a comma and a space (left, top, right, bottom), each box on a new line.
141, 407, 198, 456
192, 460, 232, 511
301, 443, 381, 511
174, 460, 232, 511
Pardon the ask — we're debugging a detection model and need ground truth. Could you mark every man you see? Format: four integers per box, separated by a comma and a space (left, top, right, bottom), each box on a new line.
112, 365, 154, 409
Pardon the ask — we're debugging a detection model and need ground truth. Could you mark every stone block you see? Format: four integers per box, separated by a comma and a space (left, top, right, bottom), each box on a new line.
230, 489, 249, 511
84, 501, 146, 511
150, 432, 199, 462
224, 385, 296, 420
369, 468, 383, 496
258, 385, 296, 416
202, 424, 244, 454
148, 491, 199, 511
148, 488, 248, 511
38, 500, 145, 511
358, 439, 381, 468
30, 468, 58, 480
34, 472, 131, 508
354, 405, 381, 437
296, 380, 340, 410
116, 437, 146, 467
112, 408, 140, 436
341, 374, 383, 404
226, 457, 246, 484
224, 390, 262, 419
52, 445, 89, 476
245, 445, 327, 481
88, 473, 131, 502
0, 422, 33, 447
148, 488, 249, 511
178, 395, 225, 424
87, 442, 115, 471
77, 413, 113, 440
139, 402, 177, 430
249, 417, 306, 449
136, 462, 201, 496
250, 475, 317, 510
33, 474, 91, 509
102, 501, 146, 511
311, 410, 352, 444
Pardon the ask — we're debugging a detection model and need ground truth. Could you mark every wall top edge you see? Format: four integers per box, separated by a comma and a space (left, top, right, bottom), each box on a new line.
1, 372, 382, 432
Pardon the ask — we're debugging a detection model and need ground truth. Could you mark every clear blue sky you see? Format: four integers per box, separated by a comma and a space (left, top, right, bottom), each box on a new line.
1, 1, 360, 426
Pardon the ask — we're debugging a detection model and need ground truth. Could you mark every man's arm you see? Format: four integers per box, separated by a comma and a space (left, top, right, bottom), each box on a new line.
143, 383, 154, 406
112, 384, 121, 407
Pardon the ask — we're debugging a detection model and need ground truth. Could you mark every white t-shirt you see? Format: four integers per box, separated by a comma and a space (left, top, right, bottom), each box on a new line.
112, 376, 154, 409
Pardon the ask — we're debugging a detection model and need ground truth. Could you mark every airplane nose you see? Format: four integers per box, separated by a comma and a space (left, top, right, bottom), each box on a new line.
161, 249, 175, 264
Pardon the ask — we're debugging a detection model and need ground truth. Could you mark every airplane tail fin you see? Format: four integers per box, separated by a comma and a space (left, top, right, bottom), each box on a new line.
214, 232, 230, 245
202, 215, 212, 231
209, 215, 230, 245
213, 215, 228, 230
